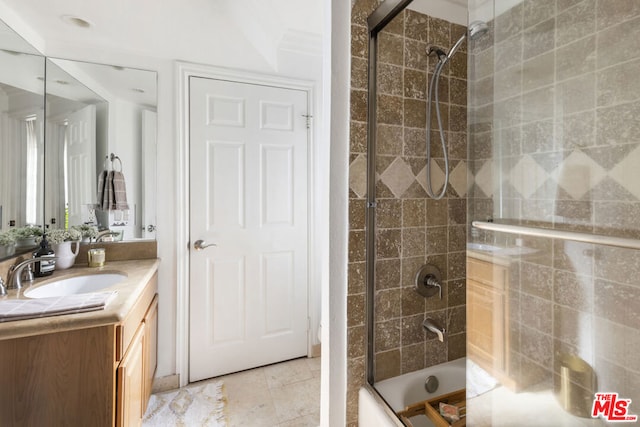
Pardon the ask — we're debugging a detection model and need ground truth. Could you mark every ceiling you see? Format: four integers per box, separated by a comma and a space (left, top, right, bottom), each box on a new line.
0, 0, 324, 71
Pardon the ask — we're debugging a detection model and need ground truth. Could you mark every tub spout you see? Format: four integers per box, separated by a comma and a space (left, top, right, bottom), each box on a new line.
423, 318, 445, 342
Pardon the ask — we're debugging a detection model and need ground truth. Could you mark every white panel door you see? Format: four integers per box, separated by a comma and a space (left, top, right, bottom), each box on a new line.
66, 104, 96, 226
189, 77, 309, 381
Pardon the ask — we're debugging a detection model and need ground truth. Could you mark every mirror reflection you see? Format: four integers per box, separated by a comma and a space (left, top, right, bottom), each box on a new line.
0, 22, 45, 259
44, 59, 157, 242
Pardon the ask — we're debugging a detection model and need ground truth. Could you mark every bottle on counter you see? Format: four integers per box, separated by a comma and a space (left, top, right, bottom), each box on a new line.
33, 235, 56, 277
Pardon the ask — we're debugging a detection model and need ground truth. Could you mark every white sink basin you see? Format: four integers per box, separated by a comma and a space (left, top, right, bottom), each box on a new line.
24, 273, 127, 298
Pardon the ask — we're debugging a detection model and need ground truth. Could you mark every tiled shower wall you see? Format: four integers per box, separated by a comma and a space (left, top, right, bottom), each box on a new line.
348, 1, 468, 424
468, 0, 640, 415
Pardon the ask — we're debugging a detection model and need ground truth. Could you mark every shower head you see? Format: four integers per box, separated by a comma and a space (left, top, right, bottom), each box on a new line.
445, 20, 489, 61
468, 20, 489, 40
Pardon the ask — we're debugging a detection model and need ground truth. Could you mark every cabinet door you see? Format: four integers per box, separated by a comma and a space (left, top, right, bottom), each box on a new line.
117, 324, 145, 427
143, 295, 158, 411
467, 278, 505, 372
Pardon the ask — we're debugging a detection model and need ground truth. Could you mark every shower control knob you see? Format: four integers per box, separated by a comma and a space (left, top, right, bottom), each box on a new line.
415, 264, 443, 299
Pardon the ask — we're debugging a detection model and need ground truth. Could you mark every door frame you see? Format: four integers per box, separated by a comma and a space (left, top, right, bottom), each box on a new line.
176, 61, 317, 386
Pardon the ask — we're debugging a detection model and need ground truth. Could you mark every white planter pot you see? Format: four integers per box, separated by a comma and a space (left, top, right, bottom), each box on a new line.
0, 243, 15, 258
51, 241, 80, 270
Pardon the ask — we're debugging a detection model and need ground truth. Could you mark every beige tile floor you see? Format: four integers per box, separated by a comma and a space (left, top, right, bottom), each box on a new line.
220, 357, 321, 427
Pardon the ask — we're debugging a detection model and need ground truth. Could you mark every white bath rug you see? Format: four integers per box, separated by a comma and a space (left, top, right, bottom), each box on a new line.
143, 380, 227, 426
467, 359, 498, 399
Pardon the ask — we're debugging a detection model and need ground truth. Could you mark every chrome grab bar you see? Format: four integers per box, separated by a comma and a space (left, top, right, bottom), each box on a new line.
472, 221, 640, 251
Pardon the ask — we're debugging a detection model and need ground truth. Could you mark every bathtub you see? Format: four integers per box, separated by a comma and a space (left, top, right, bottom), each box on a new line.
359, 357, 466, 427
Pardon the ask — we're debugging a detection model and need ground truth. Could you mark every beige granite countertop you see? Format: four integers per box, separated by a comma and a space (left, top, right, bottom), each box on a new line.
0, 258, 159, 341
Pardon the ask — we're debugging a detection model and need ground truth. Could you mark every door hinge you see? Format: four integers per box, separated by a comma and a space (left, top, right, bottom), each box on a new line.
302, 114, 313, 129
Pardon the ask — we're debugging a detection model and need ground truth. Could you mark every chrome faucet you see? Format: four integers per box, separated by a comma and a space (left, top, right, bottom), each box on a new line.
423, 318, 446, 342
6, 257, 57, 290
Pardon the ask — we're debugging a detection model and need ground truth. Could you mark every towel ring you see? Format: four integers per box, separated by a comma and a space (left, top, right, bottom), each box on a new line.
110, 153, 123, 172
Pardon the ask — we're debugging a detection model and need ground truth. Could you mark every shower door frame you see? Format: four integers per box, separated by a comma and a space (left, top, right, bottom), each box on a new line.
365, 0, 414, 386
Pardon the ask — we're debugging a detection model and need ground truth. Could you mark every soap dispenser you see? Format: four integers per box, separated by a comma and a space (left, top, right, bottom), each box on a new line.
33, 235, 56, 277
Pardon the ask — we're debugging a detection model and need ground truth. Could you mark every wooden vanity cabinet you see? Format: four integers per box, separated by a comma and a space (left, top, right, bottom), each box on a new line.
466, 256, 515, 389
143, 295, 158, 411
0, 271, 158, 427
116, 277, 159, 427
118, 324, 146, 427
116, 293, 158, 427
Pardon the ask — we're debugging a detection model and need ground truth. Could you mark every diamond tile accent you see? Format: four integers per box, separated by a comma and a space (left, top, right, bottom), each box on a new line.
475, 160, 494, 198
416, 159, 445, 195
609, 145, 640, 200
552, 150, 606, 200
349, 154, 367, 198
380, 157, 415, 198
449, 160, 469, 197
509, 155, 550, 199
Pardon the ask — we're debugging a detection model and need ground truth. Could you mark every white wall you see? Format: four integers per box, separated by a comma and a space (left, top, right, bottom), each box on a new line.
326, 0, 349, 424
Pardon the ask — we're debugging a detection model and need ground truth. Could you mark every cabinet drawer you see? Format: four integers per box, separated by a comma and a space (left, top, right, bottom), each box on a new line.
467, 257, 507, 290
116, 272, 158, 361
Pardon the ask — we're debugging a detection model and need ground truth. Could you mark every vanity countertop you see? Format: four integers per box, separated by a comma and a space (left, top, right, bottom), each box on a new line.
466, 242, 539, 266
0, 258, 159, 341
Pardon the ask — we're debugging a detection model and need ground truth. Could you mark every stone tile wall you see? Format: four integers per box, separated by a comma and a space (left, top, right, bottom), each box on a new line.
348, 1, 468, 424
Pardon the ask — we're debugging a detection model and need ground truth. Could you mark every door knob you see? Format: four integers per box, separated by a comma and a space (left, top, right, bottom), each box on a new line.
192, 239, 216, 250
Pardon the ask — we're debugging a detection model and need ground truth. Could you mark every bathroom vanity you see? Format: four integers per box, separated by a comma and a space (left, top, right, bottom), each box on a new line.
466, 251, 515, 389
0, 259, 159, 427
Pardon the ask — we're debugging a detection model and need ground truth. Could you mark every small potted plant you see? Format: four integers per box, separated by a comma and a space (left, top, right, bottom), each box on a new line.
36, 228, 83, 270
71, 224, 99, 242
0, 230, 16, 258
11, 225, 43, 248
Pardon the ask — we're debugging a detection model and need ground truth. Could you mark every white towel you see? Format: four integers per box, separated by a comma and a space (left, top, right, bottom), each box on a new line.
0, 291, 117, 322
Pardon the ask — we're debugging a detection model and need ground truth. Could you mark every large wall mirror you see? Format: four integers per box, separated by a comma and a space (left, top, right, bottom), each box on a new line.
0, 18, 157, 262
44, 59, 157, 243
0, 20, 45, 259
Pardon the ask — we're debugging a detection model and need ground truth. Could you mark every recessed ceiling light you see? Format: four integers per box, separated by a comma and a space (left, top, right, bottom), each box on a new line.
61, 15, 92, 28
132, 88, 145, 93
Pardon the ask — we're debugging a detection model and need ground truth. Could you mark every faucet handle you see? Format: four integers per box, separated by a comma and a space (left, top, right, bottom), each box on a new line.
415, 264, 443, 299
0, 278, 6, 296
21, 264, 34, 283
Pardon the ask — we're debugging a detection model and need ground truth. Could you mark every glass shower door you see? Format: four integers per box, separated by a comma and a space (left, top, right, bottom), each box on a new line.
467, 0, 640, 425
